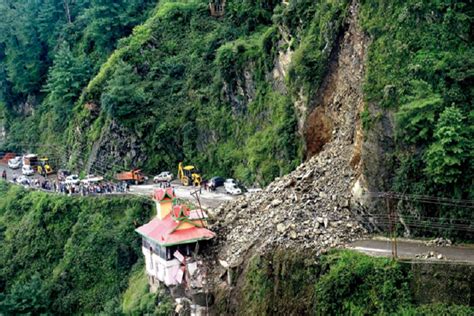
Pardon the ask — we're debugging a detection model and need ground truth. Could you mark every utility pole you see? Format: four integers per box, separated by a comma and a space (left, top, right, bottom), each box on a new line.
386, 192, 398, 259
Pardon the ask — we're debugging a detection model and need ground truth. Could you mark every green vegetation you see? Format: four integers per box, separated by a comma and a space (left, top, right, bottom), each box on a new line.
0, 0, 471, 228
0, 182, 171, 314
122, 261, 173, 315
282, 0, 350, 96
1, 0, 354, 186
315, 251, 411, 315
239, 250, 320, 315
71, 0, 303, 185
359, 1, 473, 235
0, 0, 156, 153
237, 250, 473, 315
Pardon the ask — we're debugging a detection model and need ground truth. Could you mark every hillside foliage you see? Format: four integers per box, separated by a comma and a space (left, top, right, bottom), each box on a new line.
0, 182, 161, 314
236, 250, 473, 315
359, 0, 473, 234
0, 1, 472, 223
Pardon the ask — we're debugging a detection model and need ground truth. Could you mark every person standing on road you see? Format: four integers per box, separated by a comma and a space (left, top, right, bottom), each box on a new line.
1, 170, 6, 181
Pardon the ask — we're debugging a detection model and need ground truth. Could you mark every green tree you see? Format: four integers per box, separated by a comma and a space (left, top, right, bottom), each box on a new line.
44, 42, 90, 106
0, 274, 48, 315
396, 94, 443, 145
424, 106, 470, 185
41, 42, 90, 134
0, 1, 46, 96
82, 0, 155, 60
37, 0, 67, 56
100, 62, 147, 122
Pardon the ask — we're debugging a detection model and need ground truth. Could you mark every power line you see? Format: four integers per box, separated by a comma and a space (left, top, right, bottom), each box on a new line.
366, 191, 474, 208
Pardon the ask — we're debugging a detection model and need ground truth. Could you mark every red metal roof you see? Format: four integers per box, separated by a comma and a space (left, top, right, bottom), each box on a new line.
154, 188, 175, 201
136, 213, 215, 246
171, 205, 191, 218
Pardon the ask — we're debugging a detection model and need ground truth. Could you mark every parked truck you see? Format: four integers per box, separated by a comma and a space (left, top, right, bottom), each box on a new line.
116, 169, 146, 185
22, 154, 38, 166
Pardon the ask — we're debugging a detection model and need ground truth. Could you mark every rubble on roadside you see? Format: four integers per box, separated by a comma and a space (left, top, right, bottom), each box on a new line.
415, 251, 446, 260
209, 131, 368, 267
425, 237, 452, 247
205, 3, 369, 270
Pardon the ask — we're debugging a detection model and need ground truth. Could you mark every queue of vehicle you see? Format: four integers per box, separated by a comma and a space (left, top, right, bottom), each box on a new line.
3, 154, 247, 195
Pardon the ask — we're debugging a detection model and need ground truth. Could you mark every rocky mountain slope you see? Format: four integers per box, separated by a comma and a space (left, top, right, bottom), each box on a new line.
211, 1, 368, 265
1, 0, 472, 275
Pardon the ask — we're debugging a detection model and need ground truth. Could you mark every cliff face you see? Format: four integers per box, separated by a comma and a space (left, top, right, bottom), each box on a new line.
206, 0, 372, 308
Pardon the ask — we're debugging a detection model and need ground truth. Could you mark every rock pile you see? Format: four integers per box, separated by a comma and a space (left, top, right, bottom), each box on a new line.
415, 251, 446, 260
209, 133, 367, 267
425, 237, 452, 247
207, 1, 369, 268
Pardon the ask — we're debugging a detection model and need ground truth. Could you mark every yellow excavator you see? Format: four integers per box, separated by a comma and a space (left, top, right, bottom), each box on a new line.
37, 157, 54, 175
178, 162, 202, 186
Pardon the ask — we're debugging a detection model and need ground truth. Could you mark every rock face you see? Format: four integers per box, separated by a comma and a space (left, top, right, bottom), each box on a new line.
302, 2, 368, 159
209, 2, 369, 268
85, 119, 146, 175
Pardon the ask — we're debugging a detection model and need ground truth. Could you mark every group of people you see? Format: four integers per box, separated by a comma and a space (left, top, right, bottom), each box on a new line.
156, 180, 172, 188
4, 169, 131, 196
54, 181, 130, 196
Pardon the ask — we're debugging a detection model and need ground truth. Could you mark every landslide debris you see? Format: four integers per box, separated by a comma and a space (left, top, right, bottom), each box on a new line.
210, 144, 367, 267
208, 1, 369, 268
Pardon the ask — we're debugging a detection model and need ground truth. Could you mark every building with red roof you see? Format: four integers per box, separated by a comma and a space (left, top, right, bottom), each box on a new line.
136, 188, 215, 288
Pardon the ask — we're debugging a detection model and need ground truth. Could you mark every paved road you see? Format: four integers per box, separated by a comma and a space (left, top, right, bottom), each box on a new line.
0, 161, 51, 181
0, 162, 237, 209
129, 184, 236, 209
348, 238, 474, 264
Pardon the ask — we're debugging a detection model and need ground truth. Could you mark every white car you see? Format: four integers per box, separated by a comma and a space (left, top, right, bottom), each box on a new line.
154, 171, 173, 183
8, 157, 22, 169
65, 174, 80, 185
225, 178, 238, 185
16, 175, 31, 185
22, 165, 35, 176
224, 181, 242, 195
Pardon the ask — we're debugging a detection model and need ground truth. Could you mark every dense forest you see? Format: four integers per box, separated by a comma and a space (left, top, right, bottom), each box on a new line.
0, 182, 173, 314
